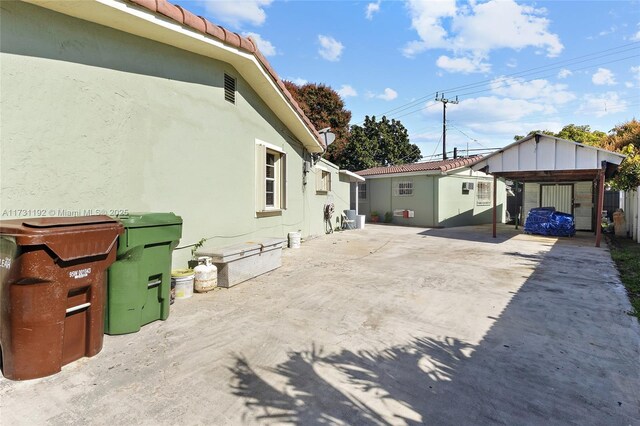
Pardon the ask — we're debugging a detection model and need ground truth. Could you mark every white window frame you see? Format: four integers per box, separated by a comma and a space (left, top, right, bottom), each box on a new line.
393, 180, 413, 197
315, 166, 332, 193
256, 140, 286, 214
476, 181, 492, 206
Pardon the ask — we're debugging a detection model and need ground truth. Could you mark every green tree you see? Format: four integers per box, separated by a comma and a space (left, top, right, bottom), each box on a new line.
556, 124, 607, 146
283, 81, 351, 164
514, 124, 605, 145
603, 119, 640, 191
341, 115, 421, 171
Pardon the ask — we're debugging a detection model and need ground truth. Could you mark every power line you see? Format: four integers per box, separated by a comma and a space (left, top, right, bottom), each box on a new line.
453, 54, 639, 99
434, 92, 459, 160
368, 41, 639, 121
384, 54, 638, 122
353, 42, 639, 125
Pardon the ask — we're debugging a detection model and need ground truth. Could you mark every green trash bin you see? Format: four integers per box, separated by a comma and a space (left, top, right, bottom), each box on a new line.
105, 213, 182, 335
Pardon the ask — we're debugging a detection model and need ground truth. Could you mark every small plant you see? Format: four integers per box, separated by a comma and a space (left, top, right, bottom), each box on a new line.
191, 238, 207, 258
188, 238, 207, 269
384, 211, 393, 223
370, 211, 380, 223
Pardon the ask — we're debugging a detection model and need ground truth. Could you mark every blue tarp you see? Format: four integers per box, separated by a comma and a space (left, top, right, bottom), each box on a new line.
524, 207, 576, 237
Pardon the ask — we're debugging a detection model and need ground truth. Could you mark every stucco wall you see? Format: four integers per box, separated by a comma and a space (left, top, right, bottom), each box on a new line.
306, 159, 350, 235
359, 175, 437, 227
437, 171, 506, 227
0, 2, 344, 267
360, 169, 507, 228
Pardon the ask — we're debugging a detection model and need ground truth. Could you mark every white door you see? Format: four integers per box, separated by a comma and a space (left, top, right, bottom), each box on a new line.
574, 181, 593, 231
541, 184, 572, 213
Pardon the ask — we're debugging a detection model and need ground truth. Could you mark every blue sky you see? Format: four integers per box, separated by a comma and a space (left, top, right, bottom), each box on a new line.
185, 0, 639, 159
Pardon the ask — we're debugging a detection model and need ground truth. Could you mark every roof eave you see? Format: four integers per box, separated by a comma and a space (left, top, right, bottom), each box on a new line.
358, 170, 444, 179
339, 170, 365, 182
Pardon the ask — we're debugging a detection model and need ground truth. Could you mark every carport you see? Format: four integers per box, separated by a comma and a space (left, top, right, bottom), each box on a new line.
472, 133, 626, 247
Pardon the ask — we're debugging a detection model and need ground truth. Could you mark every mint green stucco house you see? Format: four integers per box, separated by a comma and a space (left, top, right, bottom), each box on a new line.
0, 0, 353, 267
356, 157, 507, 227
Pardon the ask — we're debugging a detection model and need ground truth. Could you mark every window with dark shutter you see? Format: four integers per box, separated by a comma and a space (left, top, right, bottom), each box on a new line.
224, 74, 236, 104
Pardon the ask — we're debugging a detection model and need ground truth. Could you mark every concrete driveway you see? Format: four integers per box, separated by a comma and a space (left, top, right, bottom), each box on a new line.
1, 224, 639, 425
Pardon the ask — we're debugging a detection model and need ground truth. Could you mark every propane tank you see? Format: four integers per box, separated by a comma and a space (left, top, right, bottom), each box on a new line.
194, 256, 217, 293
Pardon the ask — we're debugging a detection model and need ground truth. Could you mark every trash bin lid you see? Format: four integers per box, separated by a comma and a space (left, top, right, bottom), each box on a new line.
0, 216, 119, 233
116, 213, 182, 228
0, 216, 123, 261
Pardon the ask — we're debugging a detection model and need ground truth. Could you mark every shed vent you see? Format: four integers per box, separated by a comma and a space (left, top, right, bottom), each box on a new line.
224, 74, 236, 104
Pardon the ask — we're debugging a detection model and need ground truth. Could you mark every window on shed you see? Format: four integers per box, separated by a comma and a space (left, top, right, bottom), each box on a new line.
476, 181, 492, 206
394, 181, 413, 196
224, 73, 236, 104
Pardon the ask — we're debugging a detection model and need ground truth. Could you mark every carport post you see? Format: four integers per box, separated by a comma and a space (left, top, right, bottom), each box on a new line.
355, 182, 359, 215
514, 181, 519, 230
595, 169, 605, 248
493, 174, 497, 238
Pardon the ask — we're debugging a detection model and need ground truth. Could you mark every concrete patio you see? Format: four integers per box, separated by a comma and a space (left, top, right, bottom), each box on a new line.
1, 224, 639, 425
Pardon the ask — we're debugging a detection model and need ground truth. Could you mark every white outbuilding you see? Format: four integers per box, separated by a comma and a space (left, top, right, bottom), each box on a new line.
471, 133, 626, 246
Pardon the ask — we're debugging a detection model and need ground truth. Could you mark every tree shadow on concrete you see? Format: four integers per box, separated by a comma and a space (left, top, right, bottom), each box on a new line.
229, 337, 472, 425
230, 240, 640, 425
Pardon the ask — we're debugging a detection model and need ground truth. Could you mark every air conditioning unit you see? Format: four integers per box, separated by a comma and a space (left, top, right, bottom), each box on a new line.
462, 182, 475, 191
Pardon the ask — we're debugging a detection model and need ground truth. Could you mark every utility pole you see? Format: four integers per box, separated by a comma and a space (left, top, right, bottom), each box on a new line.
435, 92, 458, 160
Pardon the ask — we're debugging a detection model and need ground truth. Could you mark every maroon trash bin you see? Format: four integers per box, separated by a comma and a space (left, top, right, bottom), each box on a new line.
0, 216, 123, 380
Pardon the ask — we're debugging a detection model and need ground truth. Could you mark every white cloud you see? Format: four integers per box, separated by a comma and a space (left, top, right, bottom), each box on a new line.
631, 65, 640, 82
631, 30, 640, 41
244, 32, 276, 56
490, 76, 576, 104
598, 25, 617, 37
576, 92, 628, 117
337, 85, 358, 98
403, 0, 563, 71
318, 35, 344, 62
506, 59, 518, 68
287, 77, 308, 86
436, 55, 491, 74
365, 1, 381, 20
420, 95, 560, 138
624, 65, 640, 88
437, 96, 555, 122
557, 68, 572, 79
375, 88, 398, 101
199, 0, 272, 28
592, 68, 616, 85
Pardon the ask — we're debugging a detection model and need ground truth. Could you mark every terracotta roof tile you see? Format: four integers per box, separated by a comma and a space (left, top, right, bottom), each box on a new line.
179, 7, 206, 34
240, 36, 256, 53
157, 0, 183, 22
129, 0, 156, 12
125, 0, 324, 149
202, 18, 224, 39
357, 156, 483, 177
